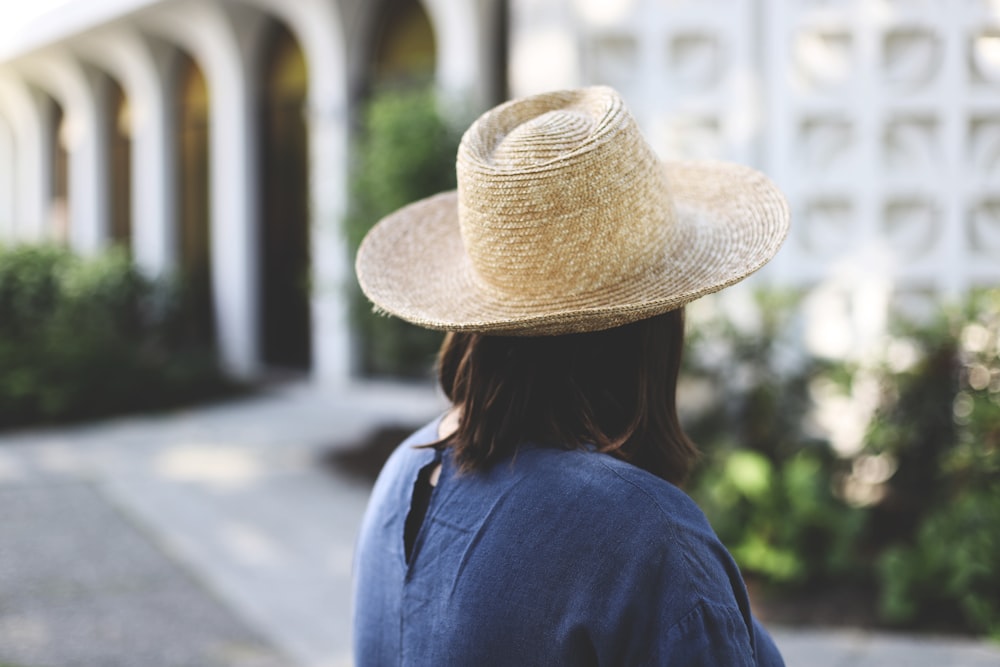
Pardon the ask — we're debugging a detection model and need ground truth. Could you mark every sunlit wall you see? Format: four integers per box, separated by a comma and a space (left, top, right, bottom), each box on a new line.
509, 0, 1000, 358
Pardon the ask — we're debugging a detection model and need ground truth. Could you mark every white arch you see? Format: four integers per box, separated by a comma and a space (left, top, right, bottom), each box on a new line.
19, 51, 109, 255
351, 0, 488, 112
0, 73, 48, 242
237, 0, 352, 383
138, 0, 263, 379
75, 27, 177, 278
238, 0, 345, 110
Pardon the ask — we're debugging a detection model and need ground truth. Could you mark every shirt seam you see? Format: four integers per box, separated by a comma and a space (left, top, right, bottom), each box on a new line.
593, 457, 691, 582
595, 456, 752, 659
636, 599, 755, 665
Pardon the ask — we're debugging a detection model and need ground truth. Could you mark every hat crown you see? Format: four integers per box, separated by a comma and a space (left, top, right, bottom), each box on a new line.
354, 85, 790, 336
456, 87, 677, 301
491, 108, 597, 168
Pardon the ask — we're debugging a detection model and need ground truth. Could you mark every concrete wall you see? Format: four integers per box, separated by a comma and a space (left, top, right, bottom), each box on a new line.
508, 0, 1000, 358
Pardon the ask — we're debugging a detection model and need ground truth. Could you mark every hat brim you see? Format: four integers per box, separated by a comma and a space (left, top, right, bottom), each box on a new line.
355, 160, 789, 336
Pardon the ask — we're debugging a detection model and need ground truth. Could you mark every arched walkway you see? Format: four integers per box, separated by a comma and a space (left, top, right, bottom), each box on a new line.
21, 54, 109, 255
138, 1, 263, 378
76, 26, 178, 277
0, 0, 500, 384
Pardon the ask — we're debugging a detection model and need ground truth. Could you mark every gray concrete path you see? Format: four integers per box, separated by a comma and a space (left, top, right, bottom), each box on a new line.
1, 481, 287, 667
1, 381, 998, 667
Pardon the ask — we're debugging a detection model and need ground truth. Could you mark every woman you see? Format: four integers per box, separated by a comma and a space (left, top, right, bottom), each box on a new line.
353, 86, 789, 665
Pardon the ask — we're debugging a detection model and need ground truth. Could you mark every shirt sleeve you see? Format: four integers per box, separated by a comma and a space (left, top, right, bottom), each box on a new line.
752, 617, 786, 667
637, 601, 767, 667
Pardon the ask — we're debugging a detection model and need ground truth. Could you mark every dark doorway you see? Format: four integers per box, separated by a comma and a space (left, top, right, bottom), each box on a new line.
258, 20, 311, 369
371, 0, 436, 90
174, 51, 214, 346
107, 77, 132, 250
48, 98, 69, 244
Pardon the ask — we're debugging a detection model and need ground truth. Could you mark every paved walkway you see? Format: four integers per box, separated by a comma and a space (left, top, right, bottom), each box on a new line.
1, 381, 998, 667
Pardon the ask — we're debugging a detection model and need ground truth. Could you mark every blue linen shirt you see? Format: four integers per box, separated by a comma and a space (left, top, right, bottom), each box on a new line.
353, 417, 784, 666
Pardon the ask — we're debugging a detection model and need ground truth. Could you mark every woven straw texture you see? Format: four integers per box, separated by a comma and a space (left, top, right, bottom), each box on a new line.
356, 86, 790, 336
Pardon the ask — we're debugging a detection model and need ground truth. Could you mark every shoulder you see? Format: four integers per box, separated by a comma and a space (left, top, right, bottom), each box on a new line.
502, 446, 746, 601
511, 446, 712, 538
480, 447, 759, 660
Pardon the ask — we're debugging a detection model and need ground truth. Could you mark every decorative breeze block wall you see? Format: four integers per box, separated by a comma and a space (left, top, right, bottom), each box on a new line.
509, 0, 1000, 316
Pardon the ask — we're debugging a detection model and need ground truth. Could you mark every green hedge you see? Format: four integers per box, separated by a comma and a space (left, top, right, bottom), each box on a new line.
684, 289, 1000, 638
872, 292, 1000, 638
344, 87, 462, 378
0, 244, 237, 428
684, 291, 866, 587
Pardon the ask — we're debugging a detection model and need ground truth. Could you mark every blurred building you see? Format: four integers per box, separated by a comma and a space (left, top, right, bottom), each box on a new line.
0, 0, 998, 382
0, 0, 507, 382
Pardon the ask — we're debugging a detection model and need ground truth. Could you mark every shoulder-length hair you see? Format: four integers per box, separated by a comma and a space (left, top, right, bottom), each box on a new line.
435, 309, 699, 485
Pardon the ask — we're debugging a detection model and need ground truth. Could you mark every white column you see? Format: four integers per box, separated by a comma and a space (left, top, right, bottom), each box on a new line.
308, 100, 353, 384
208, 49, 258, 379
0, 110, 14, 241
0, 75, 48, 242
77, 28, 177, 277
142, 0, 260, 378
422, 0, 485, 113
22, 53, 109, 255
290, 2, 352, 384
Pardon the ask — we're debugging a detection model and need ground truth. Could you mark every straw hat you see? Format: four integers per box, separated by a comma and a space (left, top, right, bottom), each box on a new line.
355, 86, 789, 336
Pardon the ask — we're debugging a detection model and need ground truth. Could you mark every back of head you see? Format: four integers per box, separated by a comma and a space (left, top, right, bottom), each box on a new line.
436, 309, 698, 485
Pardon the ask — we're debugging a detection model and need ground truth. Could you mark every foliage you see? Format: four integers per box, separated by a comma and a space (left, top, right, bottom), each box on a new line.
0, 244, 236, 428
344, 87, 462, 377
878, 486, 1000, 638
873, 290, 1000, 637
862, 311, 962, 546
683, 288, 1000, 637
684, 290, 865, 586
693, 448, 865, 584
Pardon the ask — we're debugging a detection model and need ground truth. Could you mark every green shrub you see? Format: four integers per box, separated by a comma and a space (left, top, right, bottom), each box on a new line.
878, 486, 1000, 638
683, 288, 1000, 636
873, 290, 1000, 637
693, 447, 865, 585
0, 244, 236, 428
344, 87, 462, 377
684, 291, 865, 586
0, 244, 68, 336
862, 311, 963, 547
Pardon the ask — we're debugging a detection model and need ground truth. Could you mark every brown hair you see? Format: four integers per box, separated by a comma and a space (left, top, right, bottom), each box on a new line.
435, 309, 699, 485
